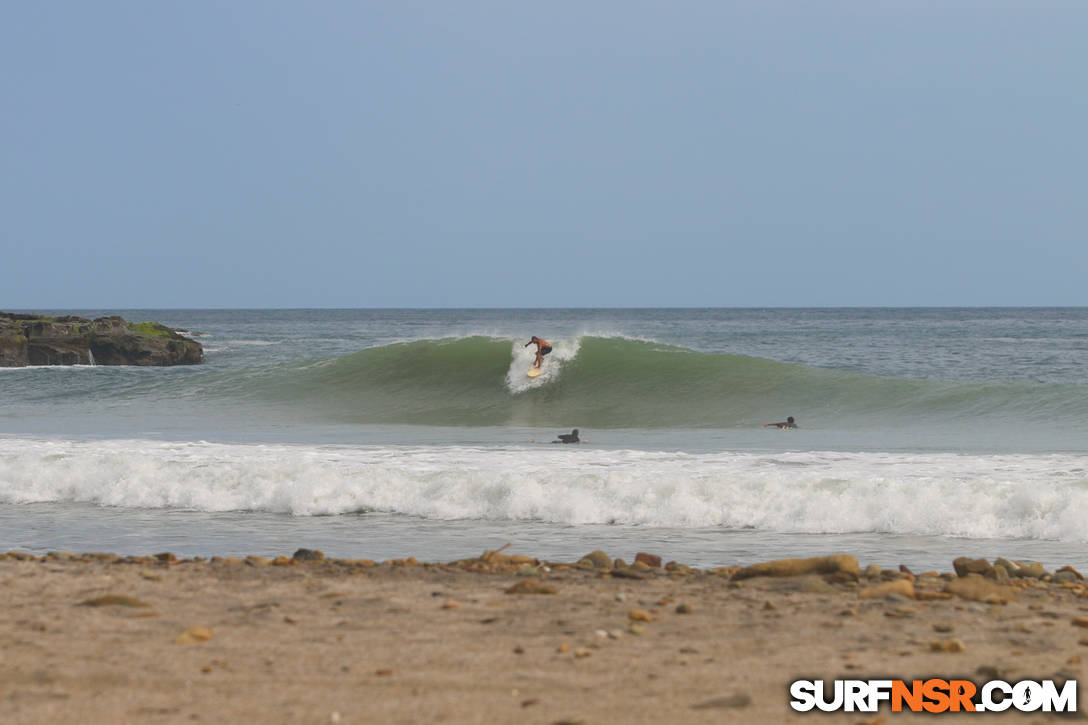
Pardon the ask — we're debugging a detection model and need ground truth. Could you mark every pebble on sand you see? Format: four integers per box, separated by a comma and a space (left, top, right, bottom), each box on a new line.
858, 579, 915, 600
80, 595, 150, 608
174, 627, 213, 644
929, 638, 966, 653
691, 693, 752, 709
505, 579, 558, 595
732, 554, 859, 581
611, 568, 650, 580
857, 717, 887, 725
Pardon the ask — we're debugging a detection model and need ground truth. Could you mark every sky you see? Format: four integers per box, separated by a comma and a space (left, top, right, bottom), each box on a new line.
2, 1, 1086, 308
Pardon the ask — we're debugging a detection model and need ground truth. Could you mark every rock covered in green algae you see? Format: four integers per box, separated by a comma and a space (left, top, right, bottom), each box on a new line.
0, 312, 202, 367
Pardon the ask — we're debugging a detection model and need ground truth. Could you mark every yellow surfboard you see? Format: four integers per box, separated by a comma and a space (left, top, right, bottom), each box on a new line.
527, 366, 542, 378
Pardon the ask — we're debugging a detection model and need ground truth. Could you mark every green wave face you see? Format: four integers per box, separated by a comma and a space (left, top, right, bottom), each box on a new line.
245, 335, 1088, 429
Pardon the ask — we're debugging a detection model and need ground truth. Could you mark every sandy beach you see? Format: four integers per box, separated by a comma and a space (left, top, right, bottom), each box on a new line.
2, 548, 1086, 724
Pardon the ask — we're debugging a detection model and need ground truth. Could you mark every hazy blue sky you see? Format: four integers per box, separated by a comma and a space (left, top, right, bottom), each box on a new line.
2, 2, 1085, 308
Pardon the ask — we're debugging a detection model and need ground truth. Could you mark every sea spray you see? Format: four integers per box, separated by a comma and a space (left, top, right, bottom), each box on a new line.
504, 337, 581, 393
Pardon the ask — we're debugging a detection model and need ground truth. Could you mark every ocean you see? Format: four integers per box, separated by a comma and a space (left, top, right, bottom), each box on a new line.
1, 308, 1086, 572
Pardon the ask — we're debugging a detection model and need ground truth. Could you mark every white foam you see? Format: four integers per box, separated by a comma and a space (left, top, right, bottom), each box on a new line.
504, 337, 582, 393
1, 437, 1087, 542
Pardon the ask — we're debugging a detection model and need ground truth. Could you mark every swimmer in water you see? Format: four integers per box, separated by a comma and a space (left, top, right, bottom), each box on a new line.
553, 428, 580, 444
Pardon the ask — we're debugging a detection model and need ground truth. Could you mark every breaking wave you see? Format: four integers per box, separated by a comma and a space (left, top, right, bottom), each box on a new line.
2, 438, 1086, 542
231, 335, 1088, 430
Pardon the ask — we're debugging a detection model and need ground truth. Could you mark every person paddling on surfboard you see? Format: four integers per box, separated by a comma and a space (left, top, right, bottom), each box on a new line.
763, 416, 798, 430
525, 336, 552, 369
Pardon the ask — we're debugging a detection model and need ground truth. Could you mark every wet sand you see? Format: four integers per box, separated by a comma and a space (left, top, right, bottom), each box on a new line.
2, 549, 1086, 724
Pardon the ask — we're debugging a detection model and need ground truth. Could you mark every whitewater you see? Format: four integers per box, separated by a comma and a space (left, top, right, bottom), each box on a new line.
2, 307, 1087, 571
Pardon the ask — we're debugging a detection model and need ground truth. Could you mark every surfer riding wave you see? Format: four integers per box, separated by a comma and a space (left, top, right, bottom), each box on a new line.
525, 336, 552, 369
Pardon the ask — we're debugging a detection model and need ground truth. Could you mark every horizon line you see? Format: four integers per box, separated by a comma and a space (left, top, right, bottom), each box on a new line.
4, 304, 1088, 312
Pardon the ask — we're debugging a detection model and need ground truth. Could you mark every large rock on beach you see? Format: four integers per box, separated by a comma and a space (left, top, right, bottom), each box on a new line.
944, 578, 1017, 604
1055, 566, 1084, 582
0, 312, 202, 367
1013, 561, 1048, 579
952, 557, 993, 578
579, 550, 612, 569
0, 317, 29, 366
732, 554, 859, 581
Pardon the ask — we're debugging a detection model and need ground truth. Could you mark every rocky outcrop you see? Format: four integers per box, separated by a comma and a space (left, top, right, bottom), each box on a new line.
0, 313, 203, 367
